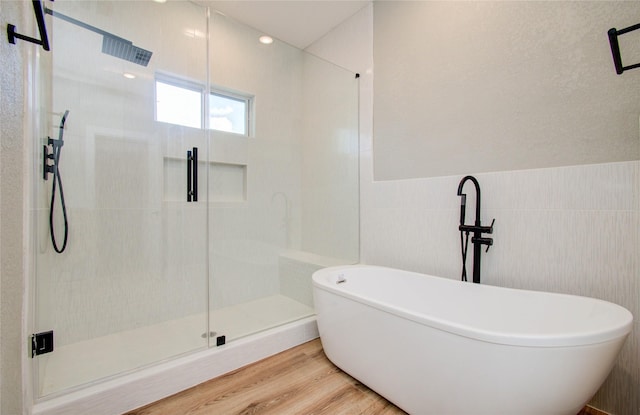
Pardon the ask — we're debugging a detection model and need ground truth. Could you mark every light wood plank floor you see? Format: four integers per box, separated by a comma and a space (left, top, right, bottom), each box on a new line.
124, 339, 602, 415
124, 339, 406, 415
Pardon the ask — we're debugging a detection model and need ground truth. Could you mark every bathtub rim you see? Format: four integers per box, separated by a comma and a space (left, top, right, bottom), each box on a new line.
312, 264, 633, 348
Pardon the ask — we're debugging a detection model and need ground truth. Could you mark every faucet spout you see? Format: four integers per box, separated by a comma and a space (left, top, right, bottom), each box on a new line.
457, 175, 481, 226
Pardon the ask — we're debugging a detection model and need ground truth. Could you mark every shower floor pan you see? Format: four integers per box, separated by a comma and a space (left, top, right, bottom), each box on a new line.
38, 294, 313, 397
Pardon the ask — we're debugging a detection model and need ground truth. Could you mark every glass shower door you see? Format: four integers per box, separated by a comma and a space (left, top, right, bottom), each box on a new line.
206, 11, 359, 344
34, 0, 209, 397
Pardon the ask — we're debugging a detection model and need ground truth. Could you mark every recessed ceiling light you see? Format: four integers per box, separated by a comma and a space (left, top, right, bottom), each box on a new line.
153, 0, 167, 3
259, 35, 273, 45
123, 72, 136, 79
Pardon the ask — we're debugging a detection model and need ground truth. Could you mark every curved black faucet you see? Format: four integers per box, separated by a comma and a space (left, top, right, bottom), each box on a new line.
457, 176, 494, 283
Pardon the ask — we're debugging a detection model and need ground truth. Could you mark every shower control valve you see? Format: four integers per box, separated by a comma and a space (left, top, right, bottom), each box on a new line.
43, 137, 61, 180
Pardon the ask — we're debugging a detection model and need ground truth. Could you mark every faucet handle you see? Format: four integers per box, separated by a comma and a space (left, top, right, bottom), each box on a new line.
472, 236, 493, 252
484, 238, 493, 253
477, 218, 495, 234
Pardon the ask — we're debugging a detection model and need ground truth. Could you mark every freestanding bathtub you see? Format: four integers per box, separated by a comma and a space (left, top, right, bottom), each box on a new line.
312, 265, 633, 415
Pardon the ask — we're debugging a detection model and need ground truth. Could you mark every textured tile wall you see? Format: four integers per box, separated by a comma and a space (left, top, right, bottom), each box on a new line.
1, 2, 28, 412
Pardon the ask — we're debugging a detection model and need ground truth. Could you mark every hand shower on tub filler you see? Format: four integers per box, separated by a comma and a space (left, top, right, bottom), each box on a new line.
457, 176, 494, 284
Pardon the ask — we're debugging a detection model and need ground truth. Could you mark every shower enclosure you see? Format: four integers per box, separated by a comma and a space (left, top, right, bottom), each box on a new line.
32, 0, 358, 399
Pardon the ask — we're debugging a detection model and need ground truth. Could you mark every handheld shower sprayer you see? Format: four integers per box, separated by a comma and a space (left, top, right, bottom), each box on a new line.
44, 110, 70, 253
459, 194, 466, 226
58, 109, 69, 135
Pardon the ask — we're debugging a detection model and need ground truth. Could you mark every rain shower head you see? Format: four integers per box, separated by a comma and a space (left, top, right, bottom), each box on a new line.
102, 35, 152, 67
45, 7, 153, 67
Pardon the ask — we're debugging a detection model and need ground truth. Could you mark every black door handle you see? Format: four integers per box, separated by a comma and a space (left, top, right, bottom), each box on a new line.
192, 147, 198, 202
186, 147, 198, 202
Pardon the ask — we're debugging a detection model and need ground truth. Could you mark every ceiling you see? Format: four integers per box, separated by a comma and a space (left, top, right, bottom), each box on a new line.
203, 1, 370, 49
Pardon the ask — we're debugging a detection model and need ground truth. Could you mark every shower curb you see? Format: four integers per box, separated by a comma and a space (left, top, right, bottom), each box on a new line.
31, 317, 319, 415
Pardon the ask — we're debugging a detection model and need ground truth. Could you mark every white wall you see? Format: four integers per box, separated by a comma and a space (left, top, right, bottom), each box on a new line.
308, 3, 639, 415
1, 1, 29, 413
373, 1, 640, 180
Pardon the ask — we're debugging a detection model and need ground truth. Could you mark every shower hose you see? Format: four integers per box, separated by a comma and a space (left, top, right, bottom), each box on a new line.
49, 110, 69, 253
460, 229, 470, 282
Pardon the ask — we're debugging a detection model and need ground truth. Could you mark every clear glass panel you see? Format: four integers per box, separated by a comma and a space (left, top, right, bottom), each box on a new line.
207, 12, 359, 343
35, 0, 209, 397
33, 0, 359, 398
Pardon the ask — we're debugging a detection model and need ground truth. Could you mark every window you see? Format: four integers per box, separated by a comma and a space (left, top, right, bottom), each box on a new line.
155, 80, 202, 129
155, 75, 251, 136
209, 91, 249, 135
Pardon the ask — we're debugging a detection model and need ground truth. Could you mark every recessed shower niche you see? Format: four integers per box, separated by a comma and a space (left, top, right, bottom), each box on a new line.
163, 157, 247, 203
33, 0, 358, 400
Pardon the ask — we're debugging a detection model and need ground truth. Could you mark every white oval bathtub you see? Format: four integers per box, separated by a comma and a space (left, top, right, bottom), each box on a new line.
312, 265, 633, 415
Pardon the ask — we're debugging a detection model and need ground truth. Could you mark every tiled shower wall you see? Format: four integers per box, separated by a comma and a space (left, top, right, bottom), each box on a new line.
307, 4, 639, 414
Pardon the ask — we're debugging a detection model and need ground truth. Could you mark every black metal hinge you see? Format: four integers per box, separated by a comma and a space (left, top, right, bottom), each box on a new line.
31, 331, 54, 357
216, 335, 226, 347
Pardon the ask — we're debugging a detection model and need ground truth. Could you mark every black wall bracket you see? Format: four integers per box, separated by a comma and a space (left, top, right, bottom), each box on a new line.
608, 23, 640, 75
7, 0, 50, 51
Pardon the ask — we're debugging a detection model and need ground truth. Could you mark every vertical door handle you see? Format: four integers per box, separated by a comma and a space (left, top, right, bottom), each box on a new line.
186, 147, 198, 202
192, 147, 198, 202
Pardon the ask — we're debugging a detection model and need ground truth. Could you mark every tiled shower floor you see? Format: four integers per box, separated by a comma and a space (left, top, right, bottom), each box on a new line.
38, 295, 313, 396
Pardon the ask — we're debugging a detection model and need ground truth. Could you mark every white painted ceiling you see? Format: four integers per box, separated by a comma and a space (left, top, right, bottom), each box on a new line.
204, 1, 370, 49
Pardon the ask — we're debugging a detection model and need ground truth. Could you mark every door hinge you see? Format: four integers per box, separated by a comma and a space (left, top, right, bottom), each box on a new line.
31, 331, 54, 358
216, 335, 226, 347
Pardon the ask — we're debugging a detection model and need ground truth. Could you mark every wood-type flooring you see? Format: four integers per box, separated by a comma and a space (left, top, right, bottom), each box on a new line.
124, 339, 607, 415
124, 339, 405, 415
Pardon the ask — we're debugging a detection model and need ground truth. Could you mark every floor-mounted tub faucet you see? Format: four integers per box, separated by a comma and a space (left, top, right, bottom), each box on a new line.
457, 176, 494, 284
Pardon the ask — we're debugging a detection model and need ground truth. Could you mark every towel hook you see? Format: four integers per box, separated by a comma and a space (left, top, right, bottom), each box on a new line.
608, 22, 640, 75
